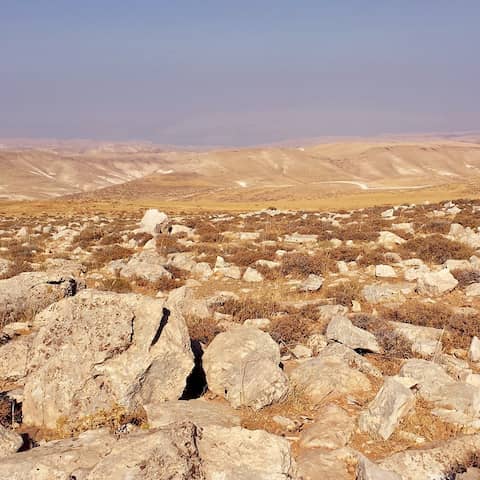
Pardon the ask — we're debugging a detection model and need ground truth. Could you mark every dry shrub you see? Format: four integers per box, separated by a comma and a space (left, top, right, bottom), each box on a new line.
224, 244, 276, 267
417, 220, 451, 234
323, 280, 362, 307
269, 314, 314, 350
451, 268, 480, 287
399, 234, 475, 264
73, 227, 103, 249
356, 246, 393, 267
0, 239, 38, 278
351, 314, 412, 358
328, 245, 362, 262
56, 404, 147, 438
196, 223, 222, 243
336, 218, 388, 242
186, 317, 221, 345
86, 245, 134, 269
98, 276, 133, 294
280, 252, 335, 277
155, 234, 184, 255
381, 300, 480, 350
255, 264, 282, 281
454, 210, 480, 229
131, 232, 153, 247
132, 272, 185, 295
219, 298, 280, 322
98, 231, 124, 245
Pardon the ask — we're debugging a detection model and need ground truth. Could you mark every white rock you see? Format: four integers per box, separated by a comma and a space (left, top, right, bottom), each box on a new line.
417, 269, 458, 296
242, 267, 264, 282
138, 209, 169, 235
375, 265, 396, 278
203, 326, 288, 409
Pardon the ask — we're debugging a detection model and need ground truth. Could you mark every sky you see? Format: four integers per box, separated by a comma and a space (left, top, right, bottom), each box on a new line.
1, 1, 479, 146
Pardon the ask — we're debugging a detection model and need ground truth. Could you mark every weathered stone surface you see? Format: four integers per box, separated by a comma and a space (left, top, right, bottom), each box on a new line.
167, 286, 210, 319
296, 447, 356, 480
379, 434, 480, 480
0, 335, 32, 384
0, 270, 83, 327
359, 376, 416, 440
22, 290, 194, 429
299, 403, 354, 449
399, 359, 480, 423
326, 315, 381, 353
390, 321, 443, 357
299, 274, 324, 292
203, 326, 288, 409
466, 283, 480, 297
357, 455, 402, 480
362, 284, 406, 304
470, 336, 480, 362
144, 399, 241, 429
0, 423, 204, 480
416, 269, 458, 296
0, 425, 22, 459
199, 425, 296, 480
289, 356, 371, 403
375, 265, 397, 278
449, 223, 480, 249
243, 267, 264, 282
113, 250, 172, 282
378, 231, 406, 249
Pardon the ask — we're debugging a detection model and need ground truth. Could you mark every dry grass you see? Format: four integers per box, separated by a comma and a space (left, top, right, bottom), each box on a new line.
56, 404, 147, 438
269, 314, 315, 351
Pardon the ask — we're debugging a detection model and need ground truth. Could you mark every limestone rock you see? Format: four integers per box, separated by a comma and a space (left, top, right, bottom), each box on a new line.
242, 267, 264, 282
144, 399, 241, 429
138, 209, 169, 235
203, 326, 288, 409
289, 356, 371, 403
299, 403, 354, 449
0, 425, 22, 459
199, 425, 296, 480
22, 290, 194, 429
417, 269, 458, 296
299, 274, 324, 292
326, 315, 382, 353
0, 270, 84, 328
359, 376, 416, 440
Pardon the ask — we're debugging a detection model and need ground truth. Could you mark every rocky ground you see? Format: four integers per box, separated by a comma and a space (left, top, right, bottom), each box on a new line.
1, 200, 480, 479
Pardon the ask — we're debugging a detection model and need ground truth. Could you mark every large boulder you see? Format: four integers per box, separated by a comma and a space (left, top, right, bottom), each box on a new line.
203, 326, 288, 409
0, 422, 296, 480
22, 290, 194, 429
0, 270, 84, 327
138, 209, 169, 235
0, 422, 203, 480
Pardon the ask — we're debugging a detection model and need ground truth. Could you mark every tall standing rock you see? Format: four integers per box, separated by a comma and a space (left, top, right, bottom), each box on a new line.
22, 290, 194, 429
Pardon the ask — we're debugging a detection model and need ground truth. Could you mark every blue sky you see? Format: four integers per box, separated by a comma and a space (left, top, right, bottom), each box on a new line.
1, 1, 479, 146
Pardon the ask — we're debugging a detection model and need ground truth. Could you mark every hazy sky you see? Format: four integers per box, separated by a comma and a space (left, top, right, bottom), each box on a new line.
1, 1, 479, 146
